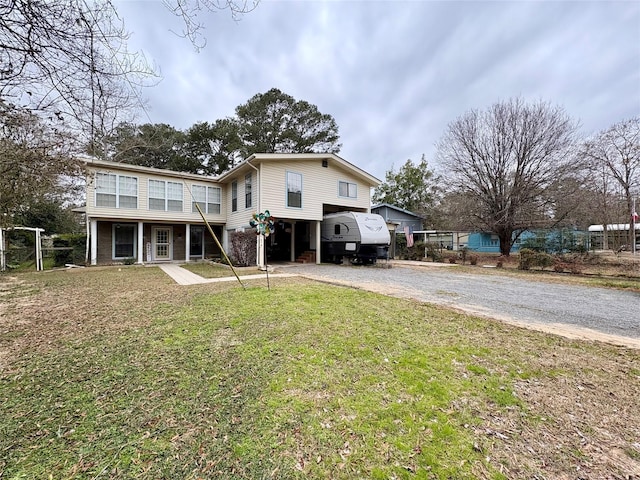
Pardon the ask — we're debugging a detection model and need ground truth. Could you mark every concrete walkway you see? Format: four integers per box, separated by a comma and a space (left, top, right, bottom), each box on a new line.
158, 263, 295, 285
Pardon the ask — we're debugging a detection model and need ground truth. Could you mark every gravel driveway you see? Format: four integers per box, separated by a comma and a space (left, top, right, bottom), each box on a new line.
276, 261, 640, 347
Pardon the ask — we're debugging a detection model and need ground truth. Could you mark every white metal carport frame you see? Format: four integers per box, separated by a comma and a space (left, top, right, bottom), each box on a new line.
0, 226, 45, 272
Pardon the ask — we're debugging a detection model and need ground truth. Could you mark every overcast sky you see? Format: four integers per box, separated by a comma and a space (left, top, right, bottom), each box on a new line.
116, 0, 640, 181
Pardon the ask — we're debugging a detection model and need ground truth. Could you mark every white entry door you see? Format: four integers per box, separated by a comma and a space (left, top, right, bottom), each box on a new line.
153, 227, 172, 261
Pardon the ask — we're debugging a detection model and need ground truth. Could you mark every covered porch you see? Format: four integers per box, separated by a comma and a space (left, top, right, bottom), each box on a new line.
88, 219, 223, 265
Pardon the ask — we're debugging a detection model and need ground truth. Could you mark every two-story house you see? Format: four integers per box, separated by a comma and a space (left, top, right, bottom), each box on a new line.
84, 153, 380, 267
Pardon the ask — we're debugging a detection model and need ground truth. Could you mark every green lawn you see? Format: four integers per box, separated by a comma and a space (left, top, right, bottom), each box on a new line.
180, 261, 243, 278
1, 267, 638, 479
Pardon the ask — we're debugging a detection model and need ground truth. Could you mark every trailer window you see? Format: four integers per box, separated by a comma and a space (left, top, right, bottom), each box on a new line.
334, 225, 340, 234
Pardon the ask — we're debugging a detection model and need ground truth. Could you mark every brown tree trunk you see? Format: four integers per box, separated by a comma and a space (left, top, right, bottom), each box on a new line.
498, 231, 512, 256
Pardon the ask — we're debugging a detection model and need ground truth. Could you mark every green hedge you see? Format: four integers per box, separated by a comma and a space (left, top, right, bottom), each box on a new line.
52, 234, 87, 267
518, 248, 554, 271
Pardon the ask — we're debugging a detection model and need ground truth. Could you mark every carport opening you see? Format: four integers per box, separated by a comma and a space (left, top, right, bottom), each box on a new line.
0, 226, 45, 271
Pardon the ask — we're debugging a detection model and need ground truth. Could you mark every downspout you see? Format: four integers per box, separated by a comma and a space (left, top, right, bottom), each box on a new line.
85, 214, 90, 265
246, 159, 262, 267
246, 159, 260, 213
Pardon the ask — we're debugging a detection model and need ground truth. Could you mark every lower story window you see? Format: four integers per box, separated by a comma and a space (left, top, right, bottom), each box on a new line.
113, 224, 136, 259
190, 226, 204, 257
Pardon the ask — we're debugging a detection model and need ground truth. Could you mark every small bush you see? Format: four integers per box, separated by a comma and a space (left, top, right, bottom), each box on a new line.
519, 249, 555, 270
53, 234, 87, 266
534, 252, 554, 270
570, 265, 583, 275
459, 247, 469, 265
230, 231, 257, 266
469, 255, 478, 266
553, 254, 587, 275
448, 257, 457, 264
422, 242, 443, 262
518, 248, 535, 270
406, 241, 426, 261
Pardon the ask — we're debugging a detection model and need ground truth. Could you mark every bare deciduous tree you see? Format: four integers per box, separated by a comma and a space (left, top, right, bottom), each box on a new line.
582, 117, 640, 248
437, 98, 578, 256
0, 0, 259, 227
162, 0, 260, 51
0, 100, 81, 228
0, 0, 157, 145
1, 0, 258, 148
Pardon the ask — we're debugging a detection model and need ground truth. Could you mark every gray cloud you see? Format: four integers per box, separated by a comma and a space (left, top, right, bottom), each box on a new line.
116, 0, 640, 180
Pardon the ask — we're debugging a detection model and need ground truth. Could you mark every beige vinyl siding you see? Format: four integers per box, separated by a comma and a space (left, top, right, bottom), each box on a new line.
86, 167, 226, 223
225, 172, 257, 230
258, 160, 371, 221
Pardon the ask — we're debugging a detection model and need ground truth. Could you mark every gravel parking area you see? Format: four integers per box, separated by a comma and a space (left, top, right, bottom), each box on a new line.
276, 261, 640, 348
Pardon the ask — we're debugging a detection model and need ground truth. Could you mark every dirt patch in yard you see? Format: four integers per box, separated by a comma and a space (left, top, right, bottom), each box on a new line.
0, 267, 304, 372
0, 267, 191, 371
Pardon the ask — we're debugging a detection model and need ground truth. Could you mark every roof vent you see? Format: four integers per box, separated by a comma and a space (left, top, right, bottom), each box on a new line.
322, 159, 328, 168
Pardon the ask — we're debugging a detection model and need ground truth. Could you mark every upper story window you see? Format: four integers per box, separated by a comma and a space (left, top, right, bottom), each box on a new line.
149, 180, 183, 212
95, 173, 116, 207
286, 171, 302, 208
245, 173, 252, 209
207, 186, 221, 214
338, 181, 357, 199
95, 172, 137, 209
231, 181, 238, 212
192, 185, 221, 214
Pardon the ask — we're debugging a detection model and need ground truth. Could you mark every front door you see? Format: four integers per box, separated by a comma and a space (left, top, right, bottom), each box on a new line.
153, 227, 172, 261
190, 226, 204, 259
294, 221, 310, 258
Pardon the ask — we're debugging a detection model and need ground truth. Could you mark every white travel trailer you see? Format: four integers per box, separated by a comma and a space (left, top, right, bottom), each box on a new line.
321, 212, 390, 264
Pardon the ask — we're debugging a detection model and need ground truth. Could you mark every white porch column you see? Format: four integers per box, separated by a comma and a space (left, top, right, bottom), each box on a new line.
35, 228, 43, 271
315, 220, 321, 264
185, 224, 191, 262
290, 222, 296, 262
222, 228, 229, 255
90, 219, 98, 265
137, 221, 144, 264
257, 234, 265, 269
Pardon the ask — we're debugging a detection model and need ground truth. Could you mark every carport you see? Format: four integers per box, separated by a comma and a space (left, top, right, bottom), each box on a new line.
0, 226, 45, 271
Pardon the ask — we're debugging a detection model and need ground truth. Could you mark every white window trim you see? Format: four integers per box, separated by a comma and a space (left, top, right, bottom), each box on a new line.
148, 179, 183, 212
192, 184, 221, 214
286, 171, 303, 209
231, 181, 238, 212
112, 223, 137, 260
207, 186, 221, 214
95, 172, 138, 209
245, 173, 252, 209
338, 180, 357, 199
